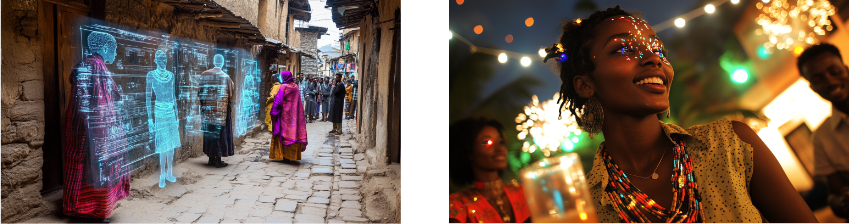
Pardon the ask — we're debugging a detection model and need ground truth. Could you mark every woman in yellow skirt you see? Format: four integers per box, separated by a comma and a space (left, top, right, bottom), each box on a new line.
269, 71, 309, 162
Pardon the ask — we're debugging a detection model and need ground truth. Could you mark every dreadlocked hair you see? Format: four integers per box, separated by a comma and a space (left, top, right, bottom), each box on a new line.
542, 5, 640, 127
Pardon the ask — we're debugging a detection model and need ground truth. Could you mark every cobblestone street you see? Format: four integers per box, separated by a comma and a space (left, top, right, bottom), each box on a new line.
24, 120, 391, 223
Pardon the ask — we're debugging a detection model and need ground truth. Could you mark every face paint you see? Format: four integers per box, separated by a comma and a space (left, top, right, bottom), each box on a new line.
606, 16, 671, 66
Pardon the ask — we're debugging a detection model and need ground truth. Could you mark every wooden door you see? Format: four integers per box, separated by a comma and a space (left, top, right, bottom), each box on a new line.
386, 9, 400, 164
40, 0, 90, 194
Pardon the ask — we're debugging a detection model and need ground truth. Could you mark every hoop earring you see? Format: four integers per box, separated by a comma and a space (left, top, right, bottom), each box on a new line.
580, 97, 604, 139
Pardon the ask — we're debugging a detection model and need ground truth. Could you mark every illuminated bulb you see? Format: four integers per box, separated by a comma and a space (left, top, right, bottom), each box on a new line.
520, 57, 531, 67
529, 145, 536, 153
704, 4, 715, 13
498, 53, 507, 63
762, 0, 769, 3
674, 18, 685, 28
794, 46, 804, 55
538, 48, 546, 58
731, 0, 739, 4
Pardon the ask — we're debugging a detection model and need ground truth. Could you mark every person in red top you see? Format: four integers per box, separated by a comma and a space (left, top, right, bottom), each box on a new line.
449, 117, 531, 223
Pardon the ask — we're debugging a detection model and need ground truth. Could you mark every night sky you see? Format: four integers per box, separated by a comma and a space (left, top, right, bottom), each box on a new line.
449, 0, 702, 101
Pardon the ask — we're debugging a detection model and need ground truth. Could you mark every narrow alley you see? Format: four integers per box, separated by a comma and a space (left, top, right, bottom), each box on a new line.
23, 120, 400, 223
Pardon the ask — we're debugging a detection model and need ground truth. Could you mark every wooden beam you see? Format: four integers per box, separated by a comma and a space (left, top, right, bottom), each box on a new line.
200, 20, 242, 28
177, 11, 223, 19
220, 27, 261, 34
174, 3, 206, 11
289, 7, 311, 13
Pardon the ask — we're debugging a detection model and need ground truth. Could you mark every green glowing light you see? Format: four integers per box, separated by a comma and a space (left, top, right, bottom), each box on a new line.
732, 69, 748, 83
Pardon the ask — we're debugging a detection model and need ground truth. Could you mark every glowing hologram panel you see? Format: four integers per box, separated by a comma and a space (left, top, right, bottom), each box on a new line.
146, 50, 180, 188
77, 31, 129, 188
74, 18, 265, 185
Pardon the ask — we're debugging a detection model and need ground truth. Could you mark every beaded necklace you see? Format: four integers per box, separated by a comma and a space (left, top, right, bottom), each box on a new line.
473, 180, 514, 223
602, 137, 704, 223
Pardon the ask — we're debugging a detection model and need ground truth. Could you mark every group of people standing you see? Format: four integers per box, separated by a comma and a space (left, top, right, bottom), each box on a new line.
297, 73, 357, 135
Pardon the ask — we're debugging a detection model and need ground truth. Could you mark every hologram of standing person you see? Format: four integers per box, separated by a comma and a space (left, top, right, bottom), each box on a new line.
146, 50, 181, 188
63, 31, 130, 222
797, 43, 849, 219
199, 54, 235, 168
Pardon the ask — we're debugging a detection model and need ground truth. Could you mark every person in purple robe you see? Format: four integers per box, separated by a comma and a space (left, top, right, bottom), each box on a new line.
269, 71, 309, 162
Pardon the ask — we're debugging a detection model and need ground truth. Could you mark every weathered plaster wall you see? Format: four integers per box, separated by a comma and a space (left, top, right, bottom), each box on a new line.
354, 0, 399, 166
258, 0, 288, 42
212, 0, 259, 26
1, 0, 47, 222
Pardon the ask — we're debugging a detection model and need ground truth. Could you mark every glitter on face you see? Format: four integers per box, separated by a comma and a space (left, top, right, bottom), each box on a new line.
607, 16, 670, 66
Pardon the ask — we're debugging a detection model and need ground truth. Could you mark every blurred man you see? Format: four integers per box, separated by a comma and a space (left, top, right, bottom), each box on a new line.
798, 43, 849, 219
350, 74, 358, 119
321, 77, 332, 121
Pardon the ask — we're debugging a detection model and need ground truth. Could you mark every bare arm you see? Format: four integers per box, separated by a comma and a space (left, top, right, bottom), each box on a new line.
731, 121, 817, 223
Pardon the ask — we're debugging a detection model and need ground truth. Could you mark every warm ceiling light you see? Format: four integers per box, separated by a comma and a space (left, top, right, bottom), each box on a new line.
674, 18, 686, 27
705, 4, 716, 13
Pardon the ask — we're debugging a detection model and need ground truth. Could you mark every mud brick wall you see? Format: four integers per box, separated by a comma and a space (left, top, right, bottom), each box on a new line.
1, 0, 48, 222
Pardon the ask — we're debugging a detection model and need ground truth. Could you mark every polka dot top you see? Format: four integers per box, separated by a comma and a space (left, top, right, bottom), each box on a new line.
586, 119, 763, 223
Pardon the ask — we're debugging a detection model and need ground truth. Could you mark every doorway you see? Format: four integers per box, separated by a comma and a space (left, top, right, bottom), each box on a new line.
39, 0, 95, 194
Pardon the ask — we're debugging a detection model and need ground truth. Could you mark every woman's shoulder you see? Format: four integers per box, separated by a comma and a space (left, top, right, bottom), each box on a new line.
678, 118, 738, 140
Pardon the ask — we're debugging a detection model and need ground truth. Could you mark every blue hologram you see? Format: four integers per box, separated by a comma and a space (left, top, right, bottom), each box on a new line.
74, 19, 264, 186
146, 50, 181, 188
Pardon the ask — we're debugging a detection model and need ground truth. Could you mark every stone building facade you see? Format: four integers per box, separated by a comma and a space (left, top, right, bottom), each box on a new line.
1, 0, 312, 222
296, 26, 327, 77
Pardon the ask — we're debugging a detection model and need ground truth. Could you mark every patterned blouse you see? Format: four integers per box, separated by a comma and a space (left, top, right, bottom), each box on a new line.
587, 119, 763, 222
449, 181, 531, 223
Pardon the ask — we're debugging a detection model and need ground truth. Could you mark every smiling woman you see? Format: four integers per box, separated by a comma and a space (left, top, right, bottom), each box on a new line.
449, 117, 531, 223
538, 5, 818, 223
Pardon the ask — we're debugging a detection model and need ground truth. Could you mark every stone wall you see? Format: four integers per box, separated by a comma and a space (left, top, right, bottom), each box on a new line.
1, 0, 47, 222
258, 0, 289, 41
298, 29, 319, 76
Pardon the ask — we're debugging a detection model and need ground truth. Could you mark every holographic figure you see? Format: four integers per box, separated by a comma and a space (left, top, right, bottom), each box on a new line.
63, 31, 130, 220
199, 54, 235, 167
240, 62, 258, 135
146, 50, 181, 188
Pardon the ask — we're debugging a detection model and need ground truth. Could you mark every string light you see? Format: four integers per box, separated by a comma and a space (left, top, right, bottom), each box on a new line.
756, 0, 835, 51
705, 4, 716, 14
674, 18, 686, 27
520, 57, 531, 66
498, 53, 507, 63
538, 48, 546, 58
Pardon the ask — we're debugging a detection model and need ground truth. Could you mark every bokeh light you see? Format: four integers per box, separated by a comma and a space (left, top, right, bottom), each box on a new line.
520, 57, 531, 67
538, 48, 546, 58
525, 17, 534, 27
449, 31, 452, 40
732, 68, 749, 83
474, 25, 483, 34
732, 0, 740, 4
498, 53, 507, 63
674, 18, 686, 27
456, 0, 464, 5
794, 46, 804, 55
704, 4, 716, 13
516, 93, 582, 157
505, 34, 513, 43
